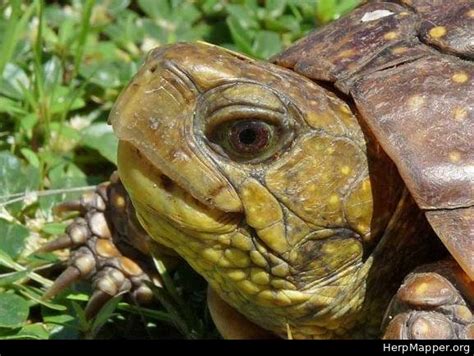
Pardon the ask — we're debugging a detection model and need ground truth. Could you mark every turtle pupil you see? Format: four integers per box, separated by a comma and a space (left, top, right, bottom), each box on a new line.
228, 120, 270, 154
239, 128, 257, 145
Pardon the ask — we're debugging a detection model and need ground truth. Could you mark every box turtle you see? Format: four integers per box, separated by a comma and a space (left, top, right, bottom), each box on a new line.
41, 0, 473, 339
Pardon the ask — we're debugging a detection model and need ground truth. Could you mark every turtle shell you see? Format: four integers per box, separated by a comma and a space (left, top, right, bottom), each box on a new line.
273, 0, 474, 279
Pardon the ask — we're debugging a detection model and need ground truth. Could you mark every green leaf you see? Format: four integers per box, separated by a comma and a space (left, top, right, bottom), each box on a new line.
226, 17, 254, 55
10, 323, 49, 339
0, 62, 30, 100
41, 222, 67, 235
20, 148, 40, 168
265, 0, 287, 18
225, 4, 259, 30
0, 219, 29, 260
38, 161, 88, 216
137, 0, 171, 19
0, 270, 30, 288
81, 123, 118, 164
0, 151, 40, 205
0, 293, 29, 328
252, 31, 282, 59
90, 295, 122, 336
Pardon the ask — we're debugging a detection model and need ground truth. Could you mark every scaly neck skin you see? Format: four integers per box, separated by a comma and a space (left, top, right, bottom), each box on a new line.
349, 190, 440, 338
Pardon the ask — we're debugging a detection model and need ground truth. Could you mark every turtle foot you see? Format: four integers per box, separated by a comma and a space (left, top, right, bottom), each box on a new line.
41, 174, 159, 319
382, 260, 473, 339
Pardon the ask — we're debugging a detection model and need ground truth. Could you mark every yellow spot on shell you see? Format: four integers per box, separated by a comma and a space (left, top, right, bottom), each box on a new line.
340, 104, 351, 114
414, 282, 429, 295
452, 72, 469, 84
429, 26, 447, 39
408, 95, 425, 109
340, 166, 351, 175
449, 150, 461, 163
384, 31, 398, 40
453, 107, 468, 121
328, 194, 340, 205
113, 195, 126, 208
336, 49, 356, 59
392, 47, 408, 55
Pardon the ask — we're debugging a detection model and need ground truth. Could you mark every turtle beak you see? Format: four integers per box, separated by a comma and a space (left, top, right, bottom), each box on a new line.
108, 43, 243, 213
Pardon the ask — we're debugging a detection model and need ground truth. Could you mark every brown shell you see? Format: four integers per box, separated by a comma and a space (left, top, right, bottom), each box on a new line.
273, 1, 474, 278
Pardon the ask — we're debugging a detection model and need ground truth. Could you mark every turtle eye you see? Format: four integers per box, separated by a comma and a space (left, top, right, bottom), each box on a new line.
229, 120, 272, 153
208, 118, 279, 161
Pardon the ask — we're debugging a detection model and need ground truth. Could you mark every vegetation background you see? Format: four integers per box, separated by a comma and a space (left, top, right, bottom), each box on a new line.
0, 0, 361, 339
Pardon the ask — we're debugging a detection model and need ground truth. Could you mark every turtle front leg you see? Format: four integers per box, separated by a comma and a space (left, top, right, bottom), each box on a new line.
382, 260, 473, 339
40, 172, 177, 318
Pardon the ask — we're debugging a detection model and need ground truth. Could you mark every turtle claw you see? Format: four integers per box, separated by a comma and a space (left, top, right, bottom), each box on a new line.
42, 175, 159, 319
382, 260, 473, 339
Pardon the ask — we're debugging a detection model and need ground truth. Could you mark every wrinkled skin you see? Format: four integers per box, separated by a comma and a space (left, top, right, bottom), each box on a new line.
107, 42, 441, 338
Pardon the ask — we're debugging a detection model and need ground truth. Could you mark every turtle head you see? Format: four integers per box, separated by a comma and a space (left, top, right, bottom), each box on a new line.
109, 42, 402, 337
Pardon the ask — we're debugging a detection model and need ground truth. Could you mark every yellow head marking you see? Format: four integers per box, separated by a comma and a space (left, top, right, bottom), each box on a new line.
383, 31, 398, 40
449, 150, 462, 163
407, 95, 425, 109
452, 72, 469, 84
392, 46, 408, 55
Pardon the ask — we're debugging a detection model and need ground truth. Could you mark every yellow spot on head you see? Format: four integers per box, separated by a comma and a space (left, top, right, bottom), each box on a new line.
449, 150, 461, 163
392, 47, 408, 55
429, 26, 447, 39
399, 11, 410, 17
408, 95, 425, 109
467, 9, 474, 18
384, 31, 398, 40
340, 166, 351, 175
452, 72, 469, 84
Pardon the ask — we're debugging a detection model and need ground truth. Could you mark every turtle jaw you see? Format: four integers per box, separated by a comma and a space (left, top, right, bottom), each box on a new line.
117, 140, 370, 339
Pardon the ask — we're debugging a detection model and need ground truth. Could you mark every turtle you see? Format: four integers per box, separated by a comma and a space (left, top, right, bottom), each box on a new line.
40, 0, 474, 339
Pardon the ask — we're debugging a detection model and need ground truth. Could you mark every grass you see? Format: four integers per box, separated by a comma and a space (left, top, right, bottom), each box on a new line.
0, 0, 361, 339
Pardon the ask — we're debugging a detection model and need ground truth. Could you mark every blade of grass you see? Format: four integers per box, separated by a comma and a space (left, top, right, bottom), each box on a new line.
0, 1, 35, 76
74, 0, 95, 75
